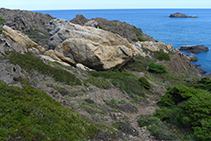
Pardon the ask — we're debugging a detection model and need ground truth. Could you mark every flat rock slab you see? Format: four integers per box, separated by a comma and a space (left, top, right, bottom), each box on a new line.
179, 45, 209, 53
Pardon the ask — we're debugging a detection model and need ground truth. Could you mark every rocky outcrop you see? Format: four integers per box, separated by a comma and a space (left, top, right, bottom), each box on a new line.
44, 50, 76, 66
188, 55, 198, 61
0, 60, 28, 86
160, 52, 200, 75
133, 41, 174, 57
70, 14, 156, 43
179, 45, 209, 53
47, 19, 135, 70
169, 12, 197, 18
0, 8, 54, 47
2, 25, 45, 54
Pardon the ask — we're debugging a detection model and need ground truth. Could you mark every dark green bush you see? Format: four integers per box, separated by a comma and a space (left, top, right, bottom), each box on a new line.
195, 77, 211, 91
138, 116, 179, 140
148, 62, 168, 74
0, 82, 98, 140
153, 50, 170, 61
157, 84, 197, 107
139, 77, 151, 89
8, 52, 81, 85
155, 84, 211, 141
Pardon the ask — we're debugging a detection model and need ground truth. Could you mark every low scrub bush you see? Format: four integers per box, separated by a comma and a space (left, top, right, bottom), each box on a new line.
139, 77, 151, 89
148, 62, 168, 74
89, 70, 147, 97
153, 50, 170, 61
84, 77, 112, 89
0, 82, 98, 140
138, 116, 179, 140
0, 17, 5, 34
195, 77, 211, 91
8, 52, 81, 85
155, 84, 211, 141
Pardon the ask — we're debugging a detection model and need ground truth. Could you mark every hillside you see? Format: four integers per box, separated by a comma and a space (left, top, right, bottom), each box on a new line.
0, 8, 210, 141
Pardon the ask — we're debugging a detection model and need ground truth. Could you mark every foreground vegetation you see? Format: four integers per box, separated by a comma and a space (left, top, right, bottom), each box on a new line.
0, 82, 98, 140
8, 52, 81, 85
138, 78, 211, 141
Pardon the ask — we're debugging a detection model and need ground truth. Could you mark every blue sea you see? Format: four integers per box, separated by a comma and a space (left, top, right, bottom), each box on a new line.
34, 9, 211, 74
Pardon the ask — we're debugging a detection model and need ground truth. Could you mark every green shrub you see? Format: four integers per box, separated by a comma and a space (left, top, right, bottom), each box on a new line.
127, 56, 152, 72
139, 77, 151, 89
138, 116, 179, 140
0, 17, 4, 25
155, 85, 211, 141
85, 77, 112, 89
153, 50, 170, 61
195, 77, 211, 91
0, 17, 4, 34
157, 84, 197, 107
131, 26, 148, 42
0, 82, 98, 140
89, 70, 147, 97
148, 62, 168, 74
8, 52, 81, 85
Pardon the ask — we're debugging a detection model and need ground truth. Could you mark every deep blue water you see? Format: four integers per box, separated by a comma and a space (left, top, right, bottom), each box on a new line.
34, 9, 211, 74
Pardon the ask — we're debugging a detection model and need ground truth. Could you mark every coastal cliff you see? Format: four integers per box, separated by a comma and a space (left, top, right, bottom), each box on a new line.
0, 8, 210, 141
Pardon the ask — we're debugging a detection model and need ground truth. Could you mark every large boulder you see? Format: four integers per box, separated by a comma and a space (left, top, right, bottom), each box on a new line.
47, 19, 135, 70
179, 45, 209, 53
2, 25, 45, 53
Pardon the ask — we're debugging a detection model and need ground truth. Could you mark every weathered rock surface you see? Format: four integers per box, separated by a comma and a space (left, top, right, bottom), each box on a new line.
2, 25, 45, 53
0, 8, 54, 47
44, 50, 76, 66
160, 52, 202, 76
70, 14, 156, 43
47, 19, 135, 70
188, 55, 198, 61
169, 12, 197, 18
133, 41, 174, 57
0, 60, 28, 86
179, 45, 209, 53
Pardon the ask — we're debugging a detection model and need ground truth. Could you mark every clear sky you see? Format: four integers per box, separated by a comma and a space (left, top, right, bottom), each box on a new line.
1, 0, 211, 10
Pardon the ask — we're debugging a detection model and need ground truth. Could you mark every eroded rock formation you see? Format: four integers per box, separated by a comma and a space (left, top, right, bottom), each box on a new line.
47, 19, 135, 70
70, 14, 156, 43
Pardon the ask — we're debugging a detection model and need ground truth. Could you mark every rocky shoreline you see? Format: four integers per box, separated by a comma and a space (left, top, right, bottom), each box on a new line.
0, 8, 209, 141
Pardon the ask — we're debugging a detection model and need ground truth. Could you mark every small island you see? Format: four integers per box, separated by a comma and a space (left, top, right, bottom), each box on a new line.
179, 45, 209, 53
169, 12, 198, 18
